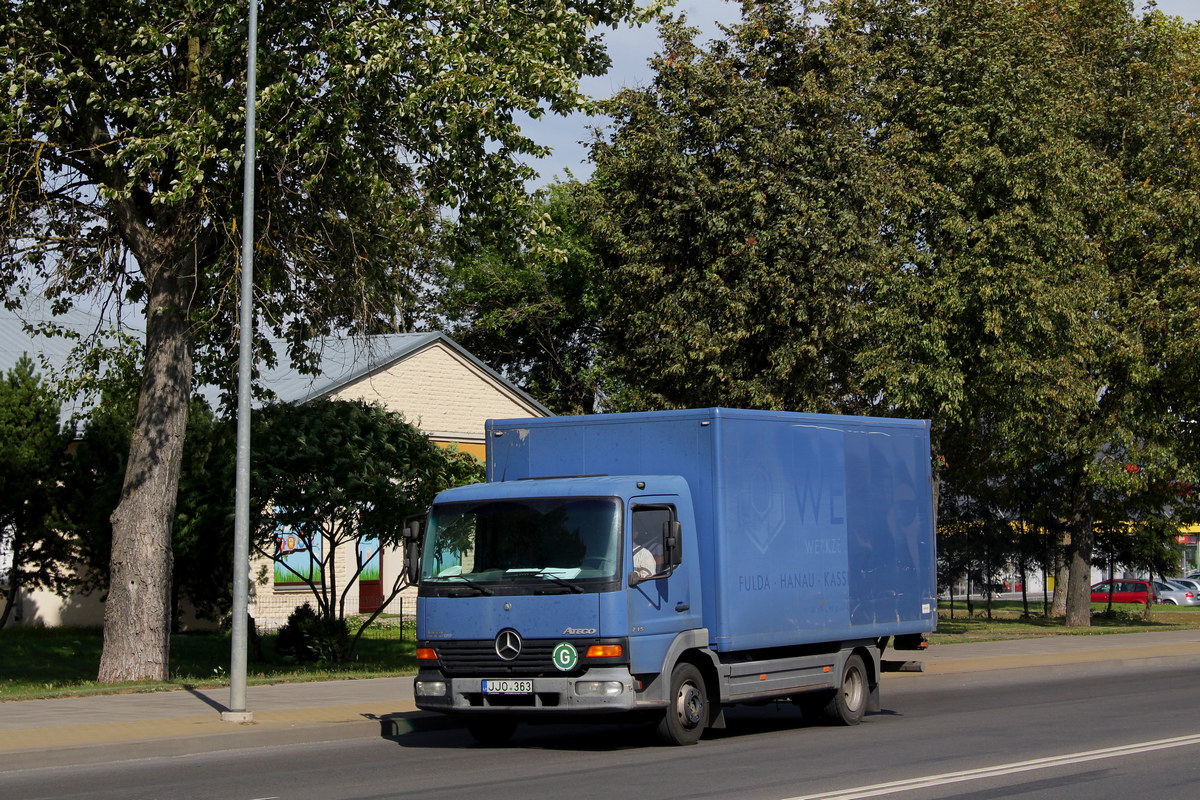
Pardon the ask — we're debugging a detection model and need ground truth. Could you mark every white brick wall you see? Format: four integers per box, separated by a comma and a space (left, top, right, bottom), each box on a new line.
329, 340, 543, 443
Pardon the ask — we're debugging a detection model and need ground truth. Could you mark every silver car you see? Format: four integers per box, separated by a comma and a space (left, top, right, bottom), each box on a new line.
1170, 577, 1200, 594
1153, 580, 1200, 606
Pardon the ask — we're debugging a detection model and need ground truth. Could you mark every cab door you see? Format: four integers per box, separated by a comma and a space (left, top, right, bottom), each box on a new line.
626, 501, 700, 674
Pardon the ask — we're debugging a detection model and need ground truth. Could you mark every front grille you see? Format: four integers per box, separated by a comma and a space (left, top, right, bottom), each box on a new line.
425, 637, 626, 676
434, 639, 565, 675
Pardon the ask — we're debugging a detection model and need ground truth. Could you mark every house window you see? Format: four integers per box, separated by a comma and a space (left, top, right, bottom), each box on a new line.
274, 519, 322, 587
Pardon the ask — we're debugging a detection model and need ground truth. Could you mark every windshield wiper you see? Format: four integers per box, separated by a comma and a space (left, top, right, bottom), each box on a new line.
534, 570, 584, 593
443, 575, 493, 596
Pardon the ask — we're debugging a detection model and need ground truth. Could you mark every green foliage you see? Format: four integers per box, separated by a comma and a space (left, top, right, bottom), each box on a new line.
1, 0, 641, 369
589, 3, 884, 412
0, 355, 75, 628
1, 0, 638, 678
250, 398, 485, 628
435, 182, 614, 413
1093, 517, 1182, 580
1091, 607, 1149, 625
63, 394, 485, 631
846, 0, 1107, 448
273, 602, 350, 665
171, 401, 238, 623
61, 390, 236, 626
582, 0, 1200, 624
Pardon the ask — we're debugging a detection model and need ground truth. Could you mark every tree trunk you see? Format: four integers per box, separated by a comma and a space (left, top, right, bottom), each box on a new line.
1063, 478, 1094, 628
1050, 530, 1069, 617
1020, 558, 1029, 618
1107, 559, 1115, 614
0, 574, 18, 630
0, 532, 23, 629
98, 258, 195, 683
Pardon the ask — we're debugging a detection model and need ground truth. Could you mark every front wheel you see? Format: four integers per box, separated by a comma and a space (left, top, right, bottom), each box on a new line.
822, 653, 868, 726
656, 663, 708, 745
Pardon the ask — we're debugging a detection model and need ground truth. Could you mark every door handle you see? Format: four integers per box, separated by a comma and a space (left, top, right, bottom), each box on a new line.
675, 603, 690, 613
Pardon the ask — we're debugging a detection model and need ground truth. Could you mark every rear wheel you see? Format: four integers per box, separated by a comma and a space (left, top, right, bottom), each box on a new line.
466, 717, 518, 746
656, 663, 707, 745
822, 654, 868, 726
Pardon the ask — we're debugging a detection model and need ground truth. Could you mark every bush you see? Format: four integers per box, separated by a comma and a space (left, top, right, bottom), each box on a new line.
1092, 607, 1147, 624
274, 603, 350, 665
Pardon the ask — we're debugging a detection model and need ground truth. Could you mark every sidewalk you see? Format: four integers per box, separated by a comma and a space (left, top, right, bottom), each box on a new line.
3, 630, 1200, 770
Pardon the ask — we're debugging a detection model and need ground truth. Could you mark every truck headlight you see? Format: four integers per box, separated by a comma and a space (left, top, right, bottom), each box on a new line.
415, 681, 447, 697
574, 681, 624, 697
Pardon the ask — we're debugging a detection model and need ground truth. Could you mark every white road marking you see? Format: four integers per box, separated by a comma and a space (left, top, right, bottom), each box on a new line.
783, 733, 1200, 800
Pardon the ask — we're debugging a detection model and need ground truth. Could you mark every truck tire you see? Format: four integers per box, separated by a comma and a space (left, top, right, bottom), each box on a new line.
656, 663, 707, 745
466, 717, 518, 746
823, 654, 867, 726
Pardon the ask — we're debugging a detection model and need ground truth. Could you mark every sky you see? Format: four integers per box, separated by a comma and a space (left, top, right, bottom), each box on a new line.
524, 0, 1200, 188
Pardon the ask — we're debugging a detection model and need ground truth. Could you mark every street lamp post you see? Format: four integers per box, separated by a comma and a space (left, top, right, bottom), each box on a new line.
222, 0, 258, 724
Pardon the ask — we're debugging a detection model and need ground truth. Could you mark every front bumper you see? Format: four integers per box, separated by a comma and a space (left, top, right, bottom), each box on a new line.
414, 667, 638, 714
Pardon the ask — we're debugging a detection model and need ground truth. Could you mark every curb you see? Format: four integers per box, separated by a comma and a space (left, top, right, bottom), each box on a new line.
0, 708, 460, 772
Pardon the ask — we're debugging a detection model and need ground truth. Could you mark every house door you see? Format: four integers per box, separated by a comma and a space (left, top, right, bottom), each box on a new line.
358, 537, 384, 614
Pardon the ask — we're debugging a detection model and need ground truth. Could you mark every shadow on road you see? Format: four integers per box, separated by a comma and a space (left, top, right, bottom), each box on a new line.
368, 703, 903, 751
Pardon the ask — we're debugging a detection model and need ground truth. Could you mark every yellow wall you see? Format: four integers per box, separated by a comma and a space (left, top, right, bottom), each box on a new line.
434, 440, 486, 460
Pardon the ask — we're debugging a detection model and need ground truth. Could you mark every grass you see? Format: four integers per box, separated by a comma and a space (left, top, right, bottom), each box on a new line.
930, 599, 1200, 643
4, 603, 1200, 701
0, 615, 416, 701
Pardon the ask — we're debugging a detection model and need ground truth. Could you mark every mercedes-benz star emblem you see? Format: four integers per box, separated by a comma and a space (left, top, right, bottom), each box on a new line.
495, 629, 522, 661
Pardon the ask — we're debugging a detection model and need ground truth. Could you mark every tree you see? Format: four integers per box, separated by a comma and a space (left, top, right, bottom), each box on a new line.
1, 0, 638, 680
250, 399, 484, 656
586, 0, 1200, 630
62, 388, 239, 630
840, 0, 1109, 524
1052, 1, 1200, 624
588, 3, 887, 412
834, 0, 1200, 625
435, 182, 613, 414
0, 356, 74, 628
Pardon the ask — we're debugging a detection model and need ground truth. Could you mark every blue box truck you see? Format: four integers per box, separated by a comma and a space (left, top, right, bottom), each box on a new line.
408, 408, 937, 745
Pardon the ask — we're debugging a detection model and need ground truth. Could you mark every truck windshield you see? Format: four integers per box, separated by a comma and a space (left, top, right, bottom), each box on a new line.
421, 497, 622, 587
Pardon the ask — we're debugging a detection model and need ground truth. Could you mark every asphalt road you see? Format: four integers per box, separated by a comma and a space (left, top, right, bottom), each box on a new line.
4, 655, 1200, 800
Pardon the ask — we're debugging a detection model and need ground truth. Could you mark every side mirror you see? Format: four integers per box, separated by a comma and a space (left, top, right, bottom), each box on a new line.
403, 520, 422, 585
663, 519, 682, 568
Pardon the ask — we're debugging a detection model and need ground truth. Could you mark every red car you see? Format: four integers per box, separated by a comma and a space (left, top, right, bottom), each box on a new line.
1091, 579, 1157, 605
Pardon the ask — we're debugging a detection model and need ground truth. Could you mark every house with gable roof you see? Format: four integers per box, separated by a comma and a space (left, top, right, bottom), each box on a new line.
0, 307, 548, 627
246, 332, 549, 629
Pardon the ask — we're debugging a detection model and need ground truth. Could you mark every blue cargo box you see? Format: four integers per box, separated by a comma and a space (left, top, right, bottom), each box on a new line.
486, 408, 937, 651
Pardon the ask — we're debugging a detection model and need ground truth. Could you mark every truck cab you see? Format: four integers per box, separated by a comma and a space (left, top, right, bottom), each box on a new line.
413, 476, 705, 742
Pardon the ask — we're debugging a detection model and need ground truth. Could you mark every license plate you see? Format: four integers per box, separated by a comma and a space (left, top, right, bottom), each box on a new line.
482, 679, 533, 694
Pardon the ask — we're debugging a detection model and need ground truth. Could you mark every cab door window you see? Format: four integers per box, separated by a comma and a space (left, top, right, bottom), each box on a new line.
631, 505, 673, 579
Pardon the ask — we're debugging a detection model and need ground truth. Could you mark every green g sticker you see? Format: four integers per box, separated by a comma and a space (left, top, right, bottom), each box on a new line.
552, 642, 579, 671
